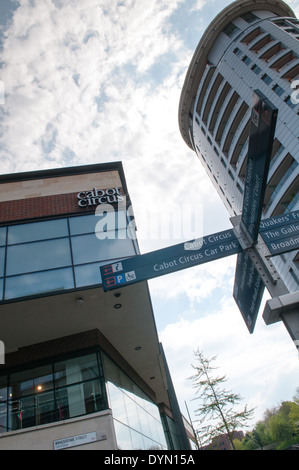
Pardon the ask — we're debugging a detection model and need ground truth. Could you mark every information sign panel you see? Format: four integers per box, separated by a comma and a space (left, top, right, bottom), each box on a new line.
260, 209, 299, 255
101, 229, 242, 291
233, 251, 265, 333
241, 90, 278, 244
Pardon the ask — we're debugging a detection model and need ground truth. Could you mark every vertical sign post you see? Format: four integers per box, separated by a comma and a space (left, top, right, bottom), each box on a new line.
241, 90, 278, 245
234, 90, 278, 332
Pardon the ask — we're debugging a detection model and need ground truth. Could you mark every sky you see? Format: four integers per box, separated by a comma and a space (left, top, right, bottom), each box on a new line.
0, 0, 298, 433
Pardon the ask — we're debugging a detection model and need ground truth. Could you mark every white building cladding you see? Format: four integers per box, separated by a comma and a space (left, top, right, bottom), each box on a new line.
179, 0, 299, 292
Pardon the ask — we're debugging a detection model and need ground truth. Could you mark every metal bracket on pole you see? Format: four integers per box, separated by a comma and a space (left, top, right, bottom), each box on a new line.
263, 291, 299, 324
230, 215, 288, 299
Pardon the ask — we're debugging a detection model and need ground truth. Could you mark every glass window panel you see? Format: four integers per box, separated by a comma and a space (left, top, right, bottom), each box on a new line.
0, 402, 7, 433
35, 390, 56, 426
106, 381, 128, 425
8, 219, 68, 245
69, 211, 127, 236
0, 247, 5, 278
0, 227, 6, 246
71, 231, 135, 265
130, 428, 145, 450
10, 364, 53, 399
74, 262, 104, 288
54, 354, 99, 388
6, 238, 72, 275
0, 278, 3, 301
124, 393, 142, 433
4, 267, 74, 299
114, 420, 133, 450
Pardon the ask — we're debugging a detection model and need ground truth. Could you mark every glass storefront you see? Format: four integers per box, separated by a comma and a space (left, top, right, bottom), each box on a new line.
0, 352, 106, 433
0, 211, 136, 301
0, 350, 168, 451
102, 354, 167, 450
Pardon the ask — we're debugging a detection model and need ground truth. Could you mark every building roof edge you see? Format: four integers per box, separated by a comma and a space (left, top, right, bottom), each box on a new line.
178, 0, 296, 149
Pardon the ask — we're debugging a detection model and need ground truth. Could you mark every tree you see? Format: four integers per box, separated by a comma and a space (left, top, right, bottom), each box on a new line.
190, 349, 254, 450
242, 393, 299, 450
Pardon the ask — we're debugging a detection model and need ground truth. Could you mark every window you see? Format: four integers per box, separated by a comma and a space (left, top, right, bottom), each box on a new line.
4, 268, 74, 300
233, 47, 242, 57
273, 84, 285, 97
0, 248, 4, 278
262, 73, 273, 85
0, 352, 106, 432
223, 22, 240, 38
6, 238, 72, 276
7, 219, 68, 245
0, 213, 136, 301
0, 227, 6, 246
242, 55, 252, 65
241, 12, 258, 24
102, 354, 167, 450
71, 231, 135, 265
252, 64, 261, 75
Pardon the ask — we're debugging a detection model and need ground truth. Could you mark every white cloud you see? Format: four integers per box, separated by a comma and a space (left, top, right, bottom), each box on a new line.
0, 0, 189, 173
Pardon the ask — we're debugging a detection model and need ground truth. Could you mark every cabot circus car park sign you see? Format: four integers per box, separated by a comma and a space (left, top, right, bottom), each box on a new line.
101, 228, 243, 290
77, 187, 124, 207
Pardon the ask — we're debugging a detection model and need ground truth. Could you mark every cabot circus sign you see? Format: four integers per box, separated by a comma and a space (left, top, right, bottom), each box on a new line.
77, 187, 124, 207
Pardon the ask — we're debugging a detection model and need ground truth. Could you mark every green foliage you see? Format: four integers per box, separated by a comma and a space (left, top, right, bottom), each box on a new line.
241, 388, 299, 450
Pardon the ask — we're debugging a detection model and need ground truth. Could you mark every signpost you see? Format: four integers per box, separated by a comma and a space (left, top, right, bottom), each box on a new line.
233, 251, 265, 333
100, 90, 299, 349
240, 90, 278, 245
101, 229, 242, 291
259, 209, 299, 256
233, 90, 278, 332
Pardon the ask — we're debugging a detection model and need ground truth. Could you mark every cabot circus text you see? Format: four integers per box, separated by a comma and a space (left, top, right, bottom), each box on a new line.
77, 187, 124, 207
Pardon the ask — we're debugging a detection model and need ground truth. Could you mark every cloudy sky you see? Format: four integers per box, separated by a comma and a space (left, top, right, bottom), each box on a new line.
0, 0, 298, 431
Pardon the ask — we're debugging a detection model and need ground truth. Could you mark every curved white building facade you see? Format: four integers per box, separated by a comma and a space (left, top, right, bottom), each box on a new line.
179, 0, 299, 292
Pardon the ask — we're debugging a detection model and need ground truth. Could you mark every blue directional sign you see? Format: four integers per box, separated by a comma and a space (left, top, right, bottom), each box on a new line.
241, 90, 278, 245
101, 229, 243, 291
259, 209, 299, 256
233, 251, 265, 334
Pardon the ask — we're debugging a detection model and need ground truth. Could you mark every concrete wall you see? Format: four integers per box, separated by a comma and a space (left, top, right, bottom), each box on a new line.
0, 409, 117, 451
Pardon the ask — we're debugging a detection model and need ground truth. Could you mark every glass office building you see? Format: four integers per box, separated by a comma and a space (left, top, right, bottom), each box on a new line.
179, 0, 299, 293
0, 162, 191, 450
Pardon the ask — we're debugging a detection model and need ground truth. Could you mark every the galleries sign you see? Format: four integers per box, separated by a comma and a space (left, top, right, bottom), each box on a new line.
77, 187, 124, 208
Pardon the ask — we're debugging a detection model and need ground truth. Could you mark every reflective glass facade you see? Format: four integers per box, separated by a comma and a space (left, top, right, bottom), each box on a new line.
0, 352, 106, 433
0, 350, 168, 451
102, 354, 168, 450
0, 211, 136, 301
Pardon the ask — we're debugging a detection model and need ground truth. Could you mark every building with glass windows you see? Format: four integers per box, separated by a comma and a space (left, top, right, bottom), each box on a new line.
179, 0, 299, 293
0, 162, 191, 450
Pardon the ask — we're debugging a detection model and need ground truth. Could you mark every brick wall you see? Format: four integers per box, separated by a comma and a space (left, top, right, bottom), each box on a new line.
0, 188, 125, 224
